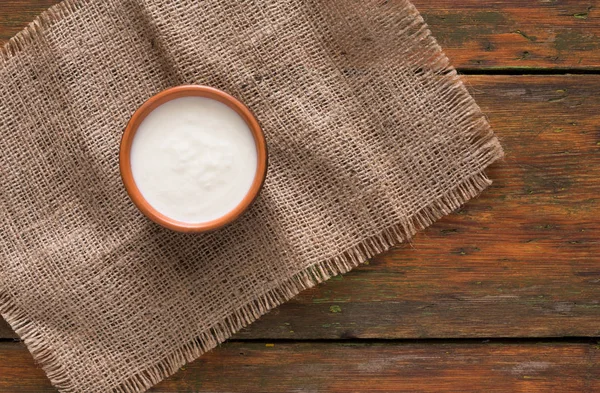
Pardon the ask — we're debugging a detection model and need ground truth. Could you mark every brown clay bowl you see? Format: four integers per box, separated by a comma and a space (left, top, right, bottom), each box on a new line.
119, 85, 268, 233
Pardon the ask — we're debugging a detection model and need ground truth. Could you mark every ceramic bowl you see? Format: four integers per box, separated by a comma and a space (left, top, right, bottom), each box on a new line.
119, 85, 268, 233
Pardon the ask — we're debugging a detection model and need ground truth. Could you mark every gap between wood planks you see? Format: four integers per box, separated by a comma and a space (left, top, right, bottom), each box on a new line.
459, 68, 600, 75
3, 336, 597, 345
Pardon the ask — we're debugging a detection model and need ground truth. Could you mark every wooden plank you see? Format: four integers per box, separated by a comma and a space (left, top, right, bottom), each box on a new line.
0, 341, 598, 392
1, 0, 600, 69
2, 75, 600, 340
414, 0, 600, 70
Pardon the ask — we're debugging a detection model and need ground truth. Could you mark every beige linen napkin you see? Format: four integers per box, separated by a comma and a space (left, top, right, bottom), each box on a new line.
0, 0, 503, 392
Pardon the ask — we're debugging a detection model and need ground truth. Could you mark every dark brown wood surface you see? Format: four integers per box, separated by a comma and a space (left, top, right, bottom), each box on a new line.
1, 341, 599, 392
419, 0, 600, 70
1, 1, 599, 392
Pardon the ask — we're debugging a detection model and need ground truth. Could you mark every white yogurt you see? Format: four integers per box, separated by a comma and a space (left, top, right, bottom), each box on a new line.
130, 96, 258, 224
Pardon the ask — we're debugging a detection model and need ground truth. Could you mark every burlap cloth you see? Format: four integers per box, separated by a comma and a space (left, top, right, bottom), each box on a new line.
0, 0, 504, 392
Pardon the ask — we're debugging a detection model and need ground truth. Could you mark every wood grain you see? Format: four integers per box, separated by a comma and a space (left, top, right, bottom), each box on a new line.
1, 341, 598, 392
2, 75, 600, 340
415, 0, 600, 70
1, 0, 600, 70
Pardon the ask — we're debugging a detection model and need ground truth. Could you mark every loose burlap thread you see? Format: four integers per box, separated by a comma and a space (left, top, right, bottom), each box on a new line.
0, 0, 504, 392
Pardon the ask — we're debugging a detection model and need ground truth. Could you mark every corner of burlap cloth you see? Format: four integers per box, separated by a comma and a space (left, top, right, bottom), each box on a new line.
0, 0, 503, 392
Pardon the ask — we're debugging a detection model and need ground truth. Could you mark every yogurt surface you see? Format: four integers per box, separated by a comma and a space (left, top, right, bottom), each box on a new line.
130, 96, 258, 224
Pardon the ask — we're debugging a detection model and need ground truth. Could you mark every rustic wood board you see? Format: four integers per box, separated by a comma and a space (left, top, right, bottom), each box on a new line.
1, 341, 598, 392
1, 0, 600, 70
417, 0, 600, 71
3, 74, 599, 340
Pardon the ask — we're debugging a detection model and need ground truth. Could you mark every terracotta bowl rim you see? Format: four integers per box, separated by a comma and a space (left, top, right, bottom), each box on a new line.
119, 85, 268, 233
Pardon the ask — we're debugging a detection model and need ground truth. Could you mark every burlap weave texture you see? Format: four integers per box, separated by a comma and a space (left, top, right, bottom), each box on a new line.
0, 0, 503, 392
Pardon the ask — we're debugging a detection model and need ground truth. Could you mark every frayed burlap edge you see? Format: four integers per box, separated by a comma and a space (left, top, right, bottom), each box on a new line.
0, 0, 504, 392
0, 170, 498, 393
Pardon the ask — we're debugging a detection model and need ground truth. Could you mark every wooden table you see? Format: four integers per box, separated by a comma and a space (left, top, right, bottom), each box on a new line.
2, 1, 599, 391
